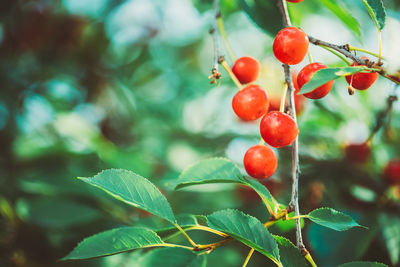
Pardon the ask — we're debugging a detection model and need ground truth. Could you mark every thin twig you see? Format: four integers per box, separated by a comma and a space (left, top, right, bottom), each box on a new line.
242, 248, 254, 267
208, 0, 222, 84
367, 93, 398, 142
276, 0, 305, 251
308, 35, 400, 85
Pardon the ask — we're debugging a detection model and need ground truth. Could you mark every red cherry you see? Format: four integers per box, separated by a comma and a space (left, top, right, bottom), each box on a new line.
232, 84, 269, 121
232, 56, 260, 84
384, 159, 400, 185
344, 143, 371, 164
287, 0, 304, 2
297, 62, 333, 99
260, 111, 299, 148
243, 144, 278, 179
345, 57, 378, 90
273, 27, 309, 65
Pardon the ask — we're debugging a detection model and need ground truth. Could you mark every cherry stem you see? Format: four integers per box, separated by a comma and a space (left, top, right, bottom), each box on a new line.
217, 16, 236, 63
280, 84, 288, 113
319, 45, 351, 65
305, 251, 318, 267
219, 58, 244, 90
242, 248, 254, 267
307, 50, 313, 64
348, 45, 381, 59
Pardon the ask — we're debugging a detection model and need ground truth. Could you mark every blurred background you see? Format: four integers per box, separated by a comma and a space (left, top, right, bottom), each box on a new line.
1, 0, 400, 266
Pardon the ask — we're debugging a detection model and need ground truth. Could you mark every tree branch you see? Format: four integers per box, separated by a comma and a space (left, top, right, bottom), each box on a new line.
308, 35, 400, 85
276, 0, 305, 251
208, 0, 222, 84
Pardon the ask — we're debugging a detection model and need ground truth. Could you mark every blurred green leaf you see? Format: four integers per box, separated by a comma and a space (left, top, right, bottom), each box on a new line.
62, 227, 164, 260
273, 235, 307, 267
239, 0, 282, 35
207, 209, 280, 265
338, 262, 387, 267
175, 158, 280, 214
319, 0, 361, 39
307, 208, 365, 231
140, 247, 206, 267
361, 0, 386, 31
79, 169, 176, 223
175, 158, 243, 189
16, 198, 100, 228
298, 67, 367, 95
379, 213, 400, 265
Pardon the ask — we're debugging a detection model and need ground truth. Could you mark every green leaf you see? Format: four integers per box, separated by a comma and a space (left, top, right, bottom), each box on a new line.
207, 209, 280, 265
243, 177, 280, 213
338, 261, 388, 267
307, 208, 365, 231
379, 213, 400, 265
16, 198, 100, 228
362, 0, 386, 31
239, 0, 282, 35
137, 214, 200, 233
140, 247, 206, 267
298, 67, 367, 95
62, 227, 164, 260
79, 169, 176, 223
175, 158, 280, 213
273, 236, 308, 267
319, 0, 361, 39
175, 158, 243, 189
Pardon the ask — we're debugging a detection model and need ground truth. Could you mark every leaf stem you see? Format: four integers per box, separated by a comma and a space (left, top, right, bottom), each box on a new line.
304, 251, 318, 267
187, 225, 229, 238
174, 224, 198, 247
220, 57, 243, 90
217, 17, 236, 63
242, 248, 254, 267
285, 215, 308, 220
160, 243, 196, 250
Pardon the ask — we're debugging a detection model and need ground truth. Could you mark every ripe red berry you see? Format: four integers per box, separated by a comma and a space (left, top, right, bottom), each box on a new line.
273, 27, 309, 65
232, 84, 269, 121
260, 111, 299, 148
297, 62, 333, 99
232, 56, 260, 84
384, 159, 400, 185
287, 0, 304, 2
344, 142, 371, 164
345, 57, 378, 90
243, 144, 278, 179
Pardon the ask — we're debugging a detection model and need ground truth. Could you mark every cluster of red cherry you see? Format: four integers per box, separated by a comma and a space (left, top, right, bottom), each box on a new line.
230, 17, 379, 180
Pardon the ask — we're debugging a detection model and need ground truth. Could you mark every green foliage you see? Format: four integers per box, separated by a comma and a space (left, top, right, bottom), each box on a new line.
338, 262, 388, 267
79, 169, 176, 223
16, 198, 100, 228
62, 227, 164, 260
273, 236, 308, 267
319, 0, 361, 38
362, 0, 386, 31
379, 214, 400, 265
207, 209, 280, 265
175, 157, 280, 214
239, 0, 282, 35
140, 247, 206, 267
298, 66, 368, 94
307, 208, 365, 231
